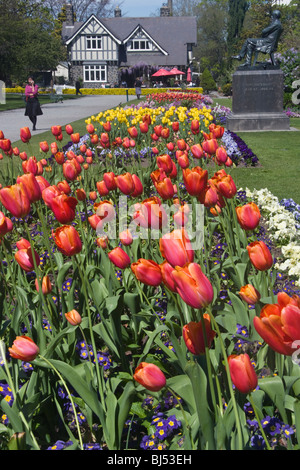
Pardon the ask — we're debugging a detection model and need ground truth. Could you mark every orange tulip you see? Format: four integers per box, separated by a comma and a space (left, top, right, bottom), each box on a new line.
103, 172, 117, 191
71, 133, 80, 144
65, 309, 82, 326
182, 166, 208, 197
151, 169, 176, 200
86, 123, 95, 134
190, 144, 203, 159
191, 119, 200, 134
247, 240, 273, 271
133, 196, 167, 230
51, 125, 62, 137
39, 141, 49, 153
253, 292, 300, 356
53, 225, 82, 256
215, 146, 228, 165
130, 174, 143, 198
128, 126, 138, 138
15, 244, 40, 272
108, 246, 131, 269
9, 336, 39, 362
139, 122, 148, 133
160, 260, 177, 292
35, 275, 52, 295
239, 284, 261, 305
131, 259, 162, 286
20, 127, 31, 143
63, 159, 81, 181
202, 138, 218, 155
183, 315, 216, 355
0, 183, 31, 218
16, 173, 42, 203
228, 353, 258, 394
133, 362, 166, 392
119, 229, 133, 246
96, 180, 109, 196
115, 172, 135, 195
65, 124, 73, 135
236, 202, 261, 231
0, 139, 11, 153
159, 228, 194, 268
0, 211, 13, 237
157, 154, 173, 174
171, 262, 214, 309
50, 194, 78, 224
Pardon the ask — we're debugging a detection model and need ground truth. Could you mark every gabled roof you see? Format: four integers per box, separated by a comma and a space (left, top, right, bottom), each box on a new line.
62, 15, 197, 66
122, 24, 169, 56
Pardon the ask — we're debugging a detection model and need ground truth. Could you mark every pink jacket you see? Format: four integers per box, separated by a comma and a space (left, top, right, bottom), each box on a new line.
25, 84, 39, 98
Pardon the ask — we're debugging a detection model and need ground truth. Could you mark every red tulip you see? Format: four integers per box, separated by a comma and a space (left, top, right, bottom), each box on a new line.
50, 194, 78, 224
228, 353, 258, 394
131, 259, 162, 286
88, 214, 103, 231
133, 197, 167, 230
20, 127, 31, 143
86, 123, 95, 134
157, 154, 173, 174
128, 126, 138, 138
198, 184, 219, 208
171, 262, 214, 309
103, 172, 117, 191
103, 121, 111, 132
176, 150, 189, 169
182, 166, 208, 197
63, 159, 81, 181
151, 169, 175, 200
247, 240, 273, 271
9, 336, 39, 362
177, 139, 187, 151
54, 151, 65, 165
22, 156, 38, 175
160, 260, 177, 292
172, 121, 179, 132
0, 139, 11, 153
94, 200, 115, 222
202, 138, 218, 155
119, 229, 133, 246
154, 125, 163, 137
53, 225, 82, 256
215, 146, 228, 165
160, 228, 194, 267
51, 125, 62, 137
39, 141, 49, 153
71, 133, 80, 144
57, 180, 71, 195
133, 362, 166, 392
139, 122, 148, 133
65, 124, 73, 135
35, 175, 50, 193
108, 246, 131, 269
183, 315, 216, 355
0, 211, 13, 237
65, 309, 82, 326
253, 292, 300, 356
190, 144, 203, 159
115, 172, 135, 195
131, 174, 143, 198
161, 127, 170, 139
96, 180, 109, 196
0, 183, 31, 218
236, 203, 261, 231
239, 284, 261, 305
191, 119, 200, 134
42, 185, 62, 207
50, 142, 58, 154
15, 244, 40, 272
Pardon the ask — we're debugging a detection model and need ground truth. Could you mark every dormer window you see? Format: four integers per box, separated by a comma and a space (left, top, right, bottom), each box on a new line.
86, 35, 102, 50
128, 39, 152, 51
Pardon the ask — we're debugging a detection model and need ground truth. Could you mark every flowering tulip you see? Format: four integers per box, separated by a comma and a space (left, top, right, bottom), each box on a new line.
171, 262, 214, 309
0, 183, 31, 218
151, 169, 176, 200
253, 292, 300, 356
172, 121, 179, 132
175, 150, 189, 169
157, 154, 173, 174
63, 159, 81, 181
131, 259, 162, 286
65, 309, 82, 326
9, 336, 39, 362
228, 353, 258, 394
183, 315, 216, 355
190, 144, 203, 159
239, 284, 261, 305
88, 214, 103, 231
108, 246, 131, 269
53, 225, 82, 256
94, 200, 115, 222
133, 362, 166, 392
247, 240, 273, 271
19, 151, 28, 161
133, 196, 167, 230
131, 174, 143, 198
154, 125, 162, 137
160, 260, 177, 292
22, 156, 38, 175
202, 138, 218, 155
51, 125, 62, 137
71, 133, 80, 144
50, 142, 58, 154
161, 127, 170, 139
103, 172, 117, 191
86, 123, 95, 134
198, 184, 219, 208
139, 122, 148, 133
57, 180, 71, 195
236, 202, 261, 231
35, 275, 52, 295
119, 229, 133, 246
182, 166, 208, 197
16, 173, 42, 203
177, 139, 187, 151
128, 126, 138, 138
50, 194, 78, 224
15, 245, 40, 272
0, 211, 13, 237
20, 127, 31, 143
96, 235, 108, 249
191, 119, 200, 134
216, 174, 237, 199
215, 146, 228, 165
35, 176, 50, 193
210, 124, 225, 139
54, 151, 65, 165
115, 172, 135, 195
39, 141, 49, 153
96, 180, 109, 196
65, 124, 73, 135
160, 228, 194, 267
42, 185, 62, 207
0, 139, 11, 153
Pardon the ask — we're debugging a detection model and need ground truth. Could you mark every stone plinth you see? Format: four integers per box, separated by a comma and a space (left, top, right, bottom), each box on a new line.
226, 67, 290, 131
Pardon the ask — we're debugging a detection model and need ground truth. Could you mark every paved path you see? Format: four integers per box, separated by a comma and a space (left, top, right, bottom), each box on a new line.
0, 94, 136, 143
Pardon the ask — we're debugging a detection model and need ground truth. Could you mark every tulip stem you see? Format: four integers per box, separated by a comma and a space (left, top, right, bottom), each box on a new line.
167, 386, 196, 450
38, 354, 84, 450
199, 311, 218, 418
248, 393, 272, 450
207, 307, 244, 450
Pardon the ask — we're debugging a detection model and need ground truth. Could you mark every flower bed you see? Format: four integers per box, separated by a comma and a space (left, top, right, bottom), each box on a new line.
0, 91, 299, 451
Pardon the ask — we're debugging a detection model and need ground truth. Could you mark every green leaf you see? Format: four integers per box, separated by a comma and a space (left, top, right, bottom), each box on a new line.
258, 375, 288, 422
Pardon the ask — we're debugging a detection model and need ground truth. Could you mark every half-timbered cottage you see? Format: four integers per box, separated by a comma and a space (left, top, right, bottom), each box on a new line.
61, 2, 197, 87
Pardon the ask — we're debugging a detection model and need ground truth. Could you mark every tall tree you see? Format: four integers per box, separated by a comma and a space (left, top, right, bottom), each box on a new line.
227, 0, 249, 55
0, 0, 66, 83
40, 0, 122, 21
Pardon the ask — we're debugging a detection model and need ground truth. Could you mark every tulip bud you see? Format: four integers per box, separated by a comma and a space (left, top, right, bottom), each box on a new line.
65, 309, 82, 326
228, 353, 258, 394
133, 362, 166, 392
9, 336, 39, 362
183, 315, 216, 355
239, 284, 261, 305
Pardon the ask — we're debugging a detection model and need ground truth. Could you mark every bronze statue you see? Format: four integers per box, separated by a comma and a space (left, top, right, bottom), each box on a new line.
232, 10, 283, 67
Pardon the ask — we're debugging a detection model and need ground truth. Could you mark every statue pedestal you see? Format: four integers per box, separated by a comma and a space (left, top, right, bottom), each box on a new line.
226, 67, 290, 131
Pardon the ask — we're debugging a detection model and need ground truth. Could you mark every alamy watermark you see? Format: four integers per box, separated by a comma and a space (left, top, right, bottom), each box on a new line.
292, 79, 300, 106
0, 81, 6, 105
94, 196, 205, 250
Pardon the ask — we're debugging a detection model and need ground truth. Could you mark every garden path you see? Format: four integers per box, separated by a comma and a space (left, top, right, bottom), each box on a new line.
0, 94, 136, 143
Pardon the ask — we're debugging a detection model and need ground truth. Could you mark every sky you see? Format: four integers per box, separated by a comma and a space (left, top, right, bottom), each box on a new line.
118, 0, 165, 17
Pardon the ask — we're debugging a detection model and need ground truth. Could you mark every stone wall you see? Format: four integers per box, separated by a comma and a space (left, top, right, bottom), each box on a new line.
70, 64, 120, 88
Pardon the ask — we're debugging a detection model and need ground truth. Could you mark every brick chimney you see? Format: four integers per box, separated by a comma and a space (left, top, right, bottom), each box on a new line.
65, 2, 74, 26
114, 6, 121, 17
160, 0, 173, 16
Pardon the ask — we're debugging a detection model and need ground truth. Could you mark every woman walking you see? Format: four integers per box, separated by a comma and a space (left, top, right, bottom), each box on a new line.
25, 77, 43, 130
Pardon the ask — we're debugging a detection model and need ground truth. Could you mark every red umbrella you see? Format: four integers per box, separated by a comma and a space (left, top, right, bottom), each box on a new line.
170, 68, 185, 75
186, 68, 192, 82
152, 69, 173, 77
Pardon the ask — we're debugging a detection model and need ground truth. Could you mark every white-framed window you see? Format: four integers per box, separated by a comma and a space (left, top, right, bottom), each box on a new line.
86, 35, 102, 50
128, 39, 152, 51
84, 65, 106, 82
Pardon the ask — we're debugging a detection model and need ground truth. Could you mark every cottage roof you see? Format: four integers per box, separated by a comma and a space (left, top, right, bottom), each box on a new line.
62, 15, 197, 66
